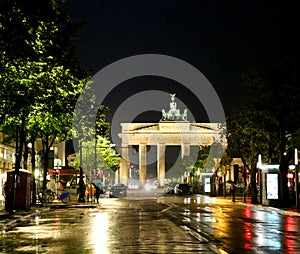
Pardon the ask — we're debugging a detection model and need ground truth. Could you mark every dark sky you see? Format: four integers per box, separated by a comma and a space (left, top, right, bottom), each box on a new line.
65, 0, 298, 122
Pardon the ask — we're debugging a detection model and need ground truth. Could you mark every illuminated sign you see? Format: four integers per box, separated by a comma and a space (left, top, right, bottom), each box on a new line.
204, 178, 210, 193
266, 173, 279, 199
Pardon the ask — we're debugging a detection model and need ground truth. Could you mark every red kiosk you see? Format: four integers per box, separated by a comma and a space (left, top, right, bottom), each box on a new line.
5, 169, 32, 210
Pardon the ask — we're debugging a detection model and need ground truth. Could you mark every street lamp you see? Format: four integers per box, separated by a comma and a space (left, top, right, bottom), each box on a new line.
78, 140, 85, 203
295, 149, 298, 209
257, 154, 262, 204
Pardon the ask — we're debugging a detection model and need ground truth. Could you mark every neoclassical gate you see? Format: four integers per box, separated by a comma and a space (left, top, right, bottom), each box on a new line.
117, 94, 225, 187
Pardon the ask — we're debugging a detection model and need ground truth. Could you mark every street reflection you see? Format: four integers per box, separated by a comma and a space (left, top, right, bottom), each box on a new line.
254, 210, 282, 250
184, 197, 191, 204
35, 215, 39, 225
54, 213, 62, 239
183, 208, 191, 223
196, 196, 201, 204
92, 212, 109, 254
3, 196, 300, 253
243, 207, 253, 250
284, 216, 296, 253
202, 195, 216, 204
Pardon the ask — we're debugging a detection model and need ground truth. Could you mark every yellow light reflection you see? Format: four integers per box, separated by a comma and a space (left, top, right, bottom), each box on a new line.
184, 197, 191, 204
92, 212, 109, 254
35, 215, 39, 225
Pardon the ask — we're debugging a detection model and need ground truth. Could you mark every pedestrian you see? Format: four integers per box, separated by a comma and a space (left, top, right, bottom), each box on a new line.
87, 184, 94, 202
94, 186, 101, 203
3, 181, 7, 197
219, 179, 223, 196
230, 183, 236, 202
58, 181, 63, 195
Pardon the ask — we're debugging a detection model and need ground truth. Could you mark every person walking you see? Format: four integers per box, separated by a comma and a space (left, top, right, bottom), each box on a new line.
94, 186, 101, 203
230, 183, 236, 202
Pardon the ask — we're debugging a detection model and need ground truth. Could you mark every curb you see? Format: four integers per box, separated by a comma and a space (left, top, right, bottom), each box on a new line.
217, 196, 300, 217
49, 204, 98, 209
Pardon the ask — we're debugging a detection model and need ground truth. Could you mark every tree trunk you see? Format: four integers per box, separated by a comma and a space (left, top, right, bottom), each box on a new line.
7, 115, 25, 212
279, 127, 290, 207
280, 155, 290, 207
250, 156, 258, 204
31, 136, 36, 205
42, 136, 55, 191
23, 141, 29, 169
15, 118, 25, 175
250, 169, 258, 204
42, 138, 49, 191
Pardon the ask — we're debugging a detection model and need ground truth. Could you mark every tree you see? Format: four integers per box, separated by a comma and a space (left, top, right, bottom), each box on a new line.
70, 136, 120, 181
226, 104, 269, 203
28, 67, 85, 191
0, 0, 88, 208
237, 55, 300, 206
190, 146, 211, 174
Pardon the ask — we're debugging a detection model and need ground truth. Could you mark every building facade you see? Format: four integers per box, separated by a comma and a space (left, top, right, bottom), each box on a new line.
0, 132, 15, 205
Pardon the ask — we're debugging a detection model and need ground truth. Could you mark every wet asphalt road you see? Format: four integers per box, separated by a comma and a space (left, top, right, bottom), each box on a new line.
1, 193, 300, 253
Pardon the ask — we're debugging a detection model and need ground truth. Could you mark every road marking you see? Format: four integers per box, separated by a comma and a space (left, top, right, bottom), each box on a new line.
180, 225, 229, 254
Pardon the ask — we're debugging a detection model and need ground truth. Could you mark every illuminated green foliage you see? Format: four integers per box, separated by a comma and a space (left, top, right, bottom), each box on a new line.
0, 0, 109, 192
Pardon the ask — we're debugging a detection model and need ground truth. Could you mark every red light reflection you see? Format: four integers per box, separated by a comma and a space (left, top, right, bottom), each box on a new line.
284, 216, 296, 253
243, 207, 253, 250
243, 206, 252, 219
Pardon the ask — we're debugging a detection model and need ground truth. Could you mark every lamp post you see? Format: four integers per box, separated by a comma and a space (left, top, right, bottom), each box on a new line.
129, 165, 133, 179
78, 140, 85, 203
295, 149, 299, 209
257, 154, 262, 204
94, 135, 97, 178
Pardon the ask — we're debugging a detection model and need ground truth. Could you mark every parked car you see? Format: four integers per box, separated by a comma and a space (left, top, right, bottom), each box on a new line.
164, 182, 180, 194
109, 184, 127, 198
128, 182, 139, 190
174, 183, 193, 195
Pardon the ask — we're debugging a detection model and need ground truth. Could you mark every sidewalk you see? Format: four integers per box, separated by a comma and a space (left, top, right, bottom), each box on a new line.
0, 206, 51, 231
0, 201, 98, 232
216, 194, 300, 217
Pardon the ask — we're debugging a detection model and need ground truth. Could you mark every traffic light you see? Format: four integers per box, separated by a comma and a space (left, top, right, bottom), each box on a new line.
246, 167, 250, 175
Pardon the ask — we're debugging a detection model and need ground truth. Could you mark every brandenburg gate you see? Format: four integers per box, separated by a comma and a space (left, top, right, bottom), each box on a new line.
117, 94, 224, 187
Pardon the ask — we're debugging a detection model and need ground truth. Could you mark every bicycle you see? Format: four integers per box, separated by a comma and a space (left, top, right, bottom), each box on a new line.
57, 192, 70, 203
38, 190, 70, 204
38, 189, 54, 205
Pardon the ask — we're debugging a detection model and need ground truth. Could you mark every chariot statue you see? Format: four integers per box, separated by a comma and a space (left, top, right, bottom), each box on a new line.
161, 93, 188, 121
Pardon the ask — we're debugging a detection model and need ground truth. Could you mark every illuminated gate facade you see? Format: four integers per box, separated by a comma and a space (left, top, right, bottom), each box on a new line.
118, 121, 223, 187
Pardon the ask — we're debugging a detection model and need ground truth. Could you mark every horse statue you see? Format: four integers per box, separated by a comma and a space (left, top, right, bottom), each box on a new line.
181, 109, 188, 121
162, 109, 167, 120
161, 94, 188, 121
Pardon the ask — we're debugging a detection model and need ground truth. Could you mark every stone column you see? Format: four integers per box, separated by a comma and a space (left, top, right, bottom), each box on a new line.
114, 169, 119, 184
157, 143, 166, 187
139, 143, 147, 187
181, 143, 190, 158
120, 143, 129, 185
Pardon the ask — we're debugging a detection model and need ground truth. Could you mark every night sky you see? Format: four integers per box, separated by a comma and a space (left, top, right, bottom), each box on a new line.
65, 0, 298, 122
